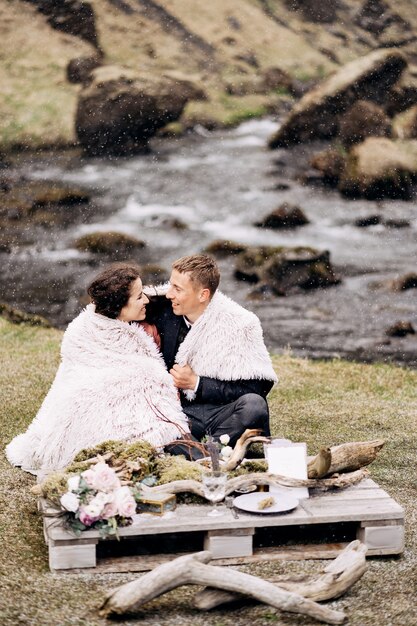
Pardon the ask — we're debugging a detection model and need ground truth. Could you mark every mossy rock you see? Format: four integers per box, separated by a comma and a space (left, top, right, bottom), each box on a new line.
31, 187, 90, 210
0, 303, 52, 327
74, 231, 146, 257
255, 203, 309, 229
71, 439, 156, 464
36, 472, 70, 501
140, 264, 169, 285
234, 245, 286, 282
204, 239, 248, 257
155, 455, 203, 484
261, 248, 341, 295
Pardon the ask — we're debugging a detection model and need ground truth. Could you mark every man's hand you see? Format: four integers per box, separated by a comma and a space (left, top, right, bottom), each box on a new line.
170, 364, 198, 390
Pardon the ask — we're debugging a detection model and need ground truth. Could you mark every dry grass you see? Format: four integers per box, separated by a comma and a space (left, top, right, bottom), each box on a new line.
0, 319, 416, 625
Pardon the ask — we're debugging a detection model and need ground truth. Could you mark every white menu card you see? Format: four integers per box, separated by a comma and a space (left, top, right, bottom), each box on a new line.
264, 438, 309, 500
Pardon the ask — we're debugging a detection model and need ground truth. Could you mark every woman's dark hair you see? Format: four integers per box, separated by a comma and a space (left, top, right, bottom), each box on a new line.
87, 263, 141, 319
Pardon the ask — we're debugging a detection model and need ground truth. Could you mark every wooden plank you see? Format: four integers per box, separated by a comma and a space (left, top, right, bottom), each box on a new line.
300, 497, 404, 523
49, 544, 96, 570
360, 518, 404, 527
56, 543, 352, 574
206, 528, 255, 537
310, 488, 393, 501
357, 524, 404, 554
204, 533, 253, 558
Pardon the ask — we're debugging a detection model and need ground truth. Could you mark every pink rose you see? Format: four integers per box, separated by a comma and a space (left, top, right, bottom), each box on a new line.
81, 468, 96, 488
82, 462, 121, 493
102, 500, 119, 520
78, 505, 99, 527
114, 486, 136, 518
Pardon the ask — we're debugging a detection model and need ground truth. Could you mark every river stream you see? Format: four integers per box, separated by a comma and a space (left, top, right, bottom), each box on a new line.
2, 119, 417, 365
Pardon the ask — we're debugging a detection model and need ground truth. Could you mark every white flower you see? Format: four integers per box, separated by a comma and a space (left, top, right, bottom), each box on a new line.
60, 492, 80, 513
219, 434, 230, 446
67, 475, 80, 492
94, 491, 113, 506
220, 445, 233, 459
83, 502, 104, 519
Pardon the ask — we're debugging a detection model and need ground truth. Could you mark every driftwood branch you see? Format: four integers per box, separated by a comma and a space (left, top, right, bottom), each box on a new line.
307, 440, 384, 478
140, 468, 367, 501
223, 429, 270, 471
99, 551, 346, 624
194, 540, 367, 609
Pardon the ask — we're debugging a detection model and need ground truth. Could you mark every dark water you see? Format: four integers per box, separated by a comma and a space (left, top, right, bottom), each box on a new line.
2, 119, 417, 365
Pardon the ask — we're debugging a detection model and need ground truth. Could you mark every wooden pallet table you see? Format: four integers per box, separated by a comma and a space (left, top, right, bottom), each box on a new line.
42, 478, 404, 572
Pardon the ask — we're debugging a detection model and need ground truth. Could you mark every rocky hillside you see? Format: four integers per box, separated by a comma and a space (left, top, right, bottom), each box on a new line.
2, 0, 417, 150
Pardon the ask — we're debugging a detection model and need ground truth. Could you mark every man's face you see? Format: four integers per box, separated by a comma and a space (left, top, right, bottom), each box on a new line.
166, 269, 209, 322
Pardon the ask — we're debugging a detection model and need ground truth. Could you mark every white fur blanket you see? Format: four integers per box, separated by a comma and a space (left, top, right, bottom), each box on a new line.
6, 305, 189, 472
175, 291, 278, 400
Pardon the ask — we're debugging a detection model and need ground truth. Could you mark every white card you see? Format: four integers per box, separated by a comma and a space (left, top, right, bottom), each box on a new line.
265, 440, 309, 500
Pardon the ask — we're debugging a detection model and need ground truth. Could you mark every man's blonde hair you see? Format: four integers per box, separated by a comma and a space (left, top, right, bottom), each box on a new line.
172, 254, 220, 295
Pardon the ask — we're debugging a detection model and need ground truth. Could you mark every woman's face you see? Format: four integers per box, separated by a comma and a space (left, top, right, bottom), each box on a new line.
117, 277, 149, 322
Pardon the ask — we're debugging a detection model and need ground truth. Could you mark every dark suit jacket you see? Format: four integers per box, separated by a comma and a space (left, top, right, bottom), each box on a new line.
146, 296, 273, 405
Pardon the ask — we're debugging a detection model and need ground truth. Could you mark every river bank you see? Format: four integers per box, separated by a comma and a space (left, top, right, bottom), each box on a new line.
1, 119, 417, 366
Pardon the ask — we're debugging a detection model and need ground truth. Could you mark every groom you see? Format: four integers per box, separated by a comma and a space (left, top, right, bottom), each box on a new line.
147, 254, 277, 446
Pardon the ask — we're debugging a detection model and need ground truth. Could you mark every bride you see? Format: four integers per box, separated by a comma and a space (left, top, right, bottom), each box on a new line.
6, 263, 190, 473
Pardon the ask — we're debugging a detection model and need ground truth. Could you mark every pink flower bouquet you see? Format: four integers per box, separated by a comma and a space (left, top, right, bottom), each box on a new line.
59, 461, 137, 537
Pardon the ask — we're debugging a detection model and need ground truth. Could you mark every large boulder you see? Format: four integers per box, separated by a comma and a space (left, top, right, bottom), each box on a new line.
0, 303, 51, 328
234, 246, 340, 295
76, 66, 206, 156
339, 137, 417, 199
25, 0, 100, 49
310, 148, 346, 185
74, 231, 145, 258
338, 100, 391, 146
260, 248, 340, 295
269, 49, 407, 148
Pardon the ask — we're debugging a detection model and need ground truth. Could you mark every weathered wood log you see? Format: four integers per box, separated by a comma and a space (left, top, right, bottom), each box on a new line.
223, 429, 270, 471
194, 540, 367, 609
308, 447, 332, 478
308, 440, 384, 478
139, 469, 367, 501
99, 551, 346, 624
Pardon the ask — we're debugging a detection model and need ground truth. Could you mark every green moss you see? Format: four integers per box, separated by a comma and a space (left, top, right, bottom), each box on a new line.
204, 239, 248, 257
118, 440, 156, 462
37, 472, 69, 501
230, 460, 268, 476
155, 455, 203, 484
224, 105, 268, 126
74, 232, 145, 255
71, 440, 126, 463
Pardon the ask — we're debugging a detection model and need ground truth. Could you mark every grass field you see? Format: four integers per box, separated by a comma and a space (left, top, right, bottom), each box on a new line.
0, 318, 416, 625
